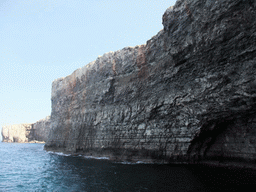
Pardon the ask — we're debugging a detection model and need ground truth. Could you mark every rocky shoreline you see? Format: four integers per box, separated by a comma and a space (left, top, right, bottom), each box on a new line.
45, 147, 256, 170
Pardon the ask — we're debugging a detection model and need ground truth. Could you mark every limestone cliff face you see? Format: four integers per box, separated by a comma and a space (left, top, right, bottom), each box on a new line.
45, 0, 256, 163
33, 116, 51, 142
1, 116, 50, 143
2, 124, 34, 143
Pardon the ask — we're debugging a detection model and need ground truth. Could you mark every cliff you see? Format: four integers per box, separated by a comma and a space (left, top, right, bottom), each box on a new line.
2, 124, 34, 143
45, 0, 256, 164
1, 116, 50, 143
33, 116, 51, 142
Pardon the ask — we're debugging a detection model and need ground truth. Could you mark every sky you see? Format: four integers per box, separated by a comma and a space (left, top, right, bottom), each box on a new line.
0, 0, 176, 140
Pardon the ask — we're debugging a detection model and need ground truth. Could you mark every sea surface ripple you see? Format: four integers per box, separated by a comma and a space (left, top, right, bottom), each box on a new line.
1, 142, 256, 192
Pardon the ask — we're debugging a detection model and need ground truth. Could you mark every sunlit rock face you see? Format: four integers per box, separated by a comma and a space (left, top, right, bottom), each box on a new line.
1, 116, 51, 143
2, 124, 34, 143
45, 0, 256, 163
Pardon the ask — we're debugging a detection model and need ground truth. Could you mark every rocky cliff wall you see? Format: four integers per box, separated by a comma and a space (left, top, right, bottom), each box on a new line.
33, 116, 51, 142
2, 124, 34, 143
45, 0, 256, 164
1, 116, 50, 143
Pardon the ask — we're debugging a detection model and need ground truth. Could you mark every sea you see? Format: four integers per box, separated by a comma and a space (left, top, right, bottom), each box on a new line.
0, 142, 256, 192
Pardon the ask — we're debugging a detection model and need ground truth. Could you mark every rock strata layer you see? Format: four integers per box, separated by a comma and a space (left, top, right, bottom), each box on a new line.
1, 116, 50, 143
45, 0, 256, 164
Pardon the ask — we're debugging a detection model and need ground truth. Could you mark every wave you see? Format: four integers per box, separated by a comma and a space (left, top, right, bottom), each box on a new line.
115, 161, 151, 165
46, 151, 150, 164
47, 151, 110, 160
47, 151, 71, 156
83, 156, 110, 160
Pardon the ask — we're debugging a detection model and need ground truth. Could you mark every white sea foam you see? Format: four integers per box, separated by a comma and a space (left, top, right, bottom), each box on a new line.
119, 161, 135, 165
47, 151, 71, 156
47, 151, 150, 164
136, 161, 149, 164
115, 160, 151, 165
47, 151, 110, 159
83, 156, 110, 160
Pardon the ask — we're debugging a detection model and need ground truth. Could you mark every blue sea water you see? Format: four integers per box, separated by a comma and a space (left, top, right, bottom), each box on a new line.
0, 142, 256, 192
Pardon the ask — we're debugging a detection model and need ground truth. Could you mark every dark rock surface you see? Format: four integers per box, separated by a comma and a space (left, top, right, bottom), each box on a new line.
33, 116, 51, 142
45, 0, 256, 164
1, 116, 50, 143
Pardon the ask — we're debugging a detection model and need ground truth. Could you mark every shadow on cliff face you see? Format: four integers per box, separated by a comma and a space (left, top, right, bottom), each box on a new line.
188, 107, 256, 164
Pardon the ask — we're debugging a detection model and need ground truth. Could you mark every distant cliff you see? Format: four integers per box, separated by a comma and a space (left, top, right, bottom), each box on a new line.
2, 124, 33, 143
1, 116, 50, 143
45, 0, 256, 164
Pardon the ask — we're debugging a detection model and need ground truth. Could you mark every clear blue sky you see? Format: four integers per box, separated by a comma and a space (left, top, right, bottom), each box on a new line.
0, 0, 176, 138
